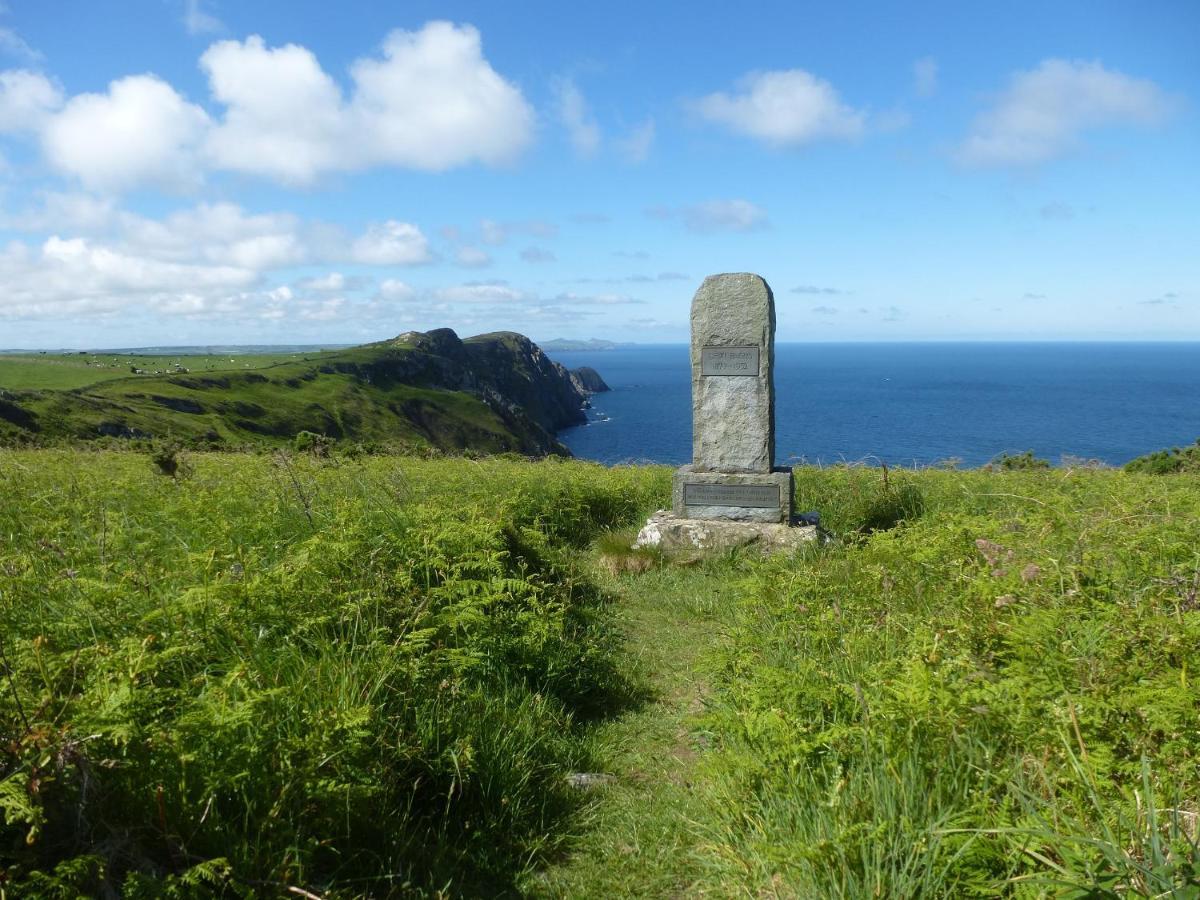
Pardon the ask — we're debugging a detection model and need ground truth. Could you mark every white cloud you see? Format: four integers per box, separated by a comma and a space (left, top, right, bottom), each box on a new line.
5, 22, 533, 192
552, 76, 600, 157
0, 234, 258, 320
455, 245, 492, 267
201, 36, 345, 184
297, 297, 345, 321
182, 0, 223, 35
433, 282, 527, 304
693, 69, 866, 145
0, 69, 62, 132
480, 218, 507, 246
792, 284, 847, 295
298, 271, 346, 292
520, 246, 556, 263
0, 191, 116, 231
41, 74, 210, 191
913, 57, 938, 98
0, 27, 41, 63
119, 202, 306, 269
349, 22, 534, 170
200, 22, 534, 184
552, 291, 641, 306
377, 278, 415, 301
956, 59, 1174, 167
478, 218, 558, 245
352, 219, 433, 265
657, 199, 768, 233
617, 118, 655, 163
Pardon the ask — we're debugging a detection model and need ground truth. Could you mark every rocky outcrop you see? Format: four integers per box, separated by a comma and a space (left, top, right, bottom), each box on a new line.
570, 366, 610, 393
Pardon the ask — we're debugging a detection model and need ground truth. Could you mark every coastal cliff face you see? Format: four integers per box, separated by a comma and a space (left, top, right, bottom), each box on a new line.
0, 329, 600, 456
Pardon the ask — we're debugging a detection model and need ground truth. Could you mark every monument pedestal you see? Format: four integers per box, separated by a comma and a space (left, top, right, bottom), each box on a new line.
633, 510, 818, 556
670, 464, 793, 524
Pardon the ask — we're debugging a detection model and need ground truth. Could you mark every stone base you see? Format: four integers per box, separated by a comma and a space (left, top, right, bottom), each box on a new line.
672, 465, 793, 524
634, 510, 818, 557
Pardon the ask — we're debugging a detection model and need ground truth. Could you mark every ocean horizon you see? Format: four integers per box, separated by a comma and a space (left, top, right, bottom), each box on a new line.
549, 341, 1200, 468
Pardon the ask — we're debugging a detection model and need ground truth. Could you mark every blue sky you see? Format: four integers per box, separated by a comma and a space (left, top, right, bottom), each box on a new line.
0, 0, 1196, 347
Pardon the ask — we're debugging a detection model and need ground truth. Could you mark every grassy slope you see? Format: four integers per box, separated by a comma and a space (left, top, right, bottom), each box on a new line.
0, 339, 559, 454
0, 352, 314, 391
539, 466, 1200, 897
3, 451, 1198, 896
0, 450, 667, 896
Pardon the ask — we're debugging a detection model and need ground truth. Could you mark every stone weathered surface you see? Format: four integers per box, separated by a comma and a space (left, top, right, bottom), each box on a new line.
634, 511, 818, 556
672, 464, 792, 524
690, 274, 775, 474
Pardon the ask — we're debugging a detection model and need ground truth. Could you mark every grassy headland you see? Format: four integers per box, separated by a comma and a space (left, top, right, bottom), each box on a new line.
0, 330, 592, 457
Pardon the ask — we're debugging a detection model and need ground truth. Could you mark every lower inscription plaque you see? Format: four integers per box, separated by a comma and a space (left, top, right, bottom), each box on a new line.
683, 482, 779, 508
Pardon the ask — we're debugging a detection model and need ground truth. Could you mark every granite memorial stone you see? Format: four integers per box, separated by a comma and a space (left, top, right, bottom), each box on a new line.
671, 273, 793, 524
635, 272, 813, 554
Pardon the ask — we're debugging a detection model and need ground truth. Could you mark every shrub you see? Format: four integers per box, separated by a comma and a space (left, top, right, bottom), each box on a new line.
293, 429, 332, 456
994, 449, 1051, 470
148, 439, 191, 478
1125, 438, 1200, 474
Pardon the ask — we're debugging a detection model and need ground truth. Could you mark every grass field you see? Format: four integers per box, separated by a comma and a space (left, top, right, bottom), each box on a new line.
0, 352, 328, 391
2, 450, 1197, 896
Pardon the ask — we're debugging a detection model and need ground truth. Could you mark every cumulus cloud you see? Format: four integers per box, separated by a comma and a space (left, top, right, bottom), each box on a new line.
377, 278, 415, 301
351, 220, 433, 265
0, 234, 257, 320
295, 272, 373, 293
200, 36, 345, 183
0, 197, 449, 324
348, 23, 533, 170
114, 202, 308, 272
913, 57, 938, 98
0, 69, 62, 132
6, 21, 533, 191
552, 76, 600, 157
956, 59, 1174, 167
200, 22, 533, 184
693, 69, 866, 145
41, 74, 210, 191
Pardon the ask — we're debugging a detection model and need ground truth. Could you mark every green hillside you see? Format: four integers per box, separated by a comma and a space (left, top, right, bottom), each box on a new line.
0, 330, 591, 456
2, 450, 1197, 896
0, 351, 319, 391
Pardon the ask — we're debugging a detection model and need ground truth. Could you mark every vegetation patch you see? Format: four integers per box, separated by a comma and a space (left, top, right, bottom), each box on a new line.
697, 467, 1200, 895
0, 451, 666, 896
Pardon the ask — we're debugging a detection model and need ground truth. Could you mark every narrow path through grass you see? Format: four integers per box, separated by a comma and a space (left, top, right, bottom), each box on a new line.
525, 561, 743, 898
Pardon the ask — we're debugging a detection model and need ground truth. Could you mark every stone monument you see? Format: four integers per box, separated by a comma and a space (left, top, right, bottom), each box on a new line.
635, 273, 817, 554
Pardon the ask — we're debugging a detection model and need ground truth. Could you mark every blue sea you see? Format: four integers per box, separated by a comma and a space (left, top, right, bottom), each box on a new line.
548, 343, 1200, 467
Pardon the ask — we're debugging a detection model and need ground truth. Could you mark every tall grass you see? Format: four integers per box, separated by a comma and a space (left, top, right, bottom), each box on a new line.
698, 467, 1200, 896
0, 450, 667, 895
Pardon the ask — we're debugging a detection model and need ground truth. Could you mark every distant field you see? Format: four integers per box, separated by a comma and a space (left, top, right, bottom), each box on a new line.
0, 351, 334, 391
